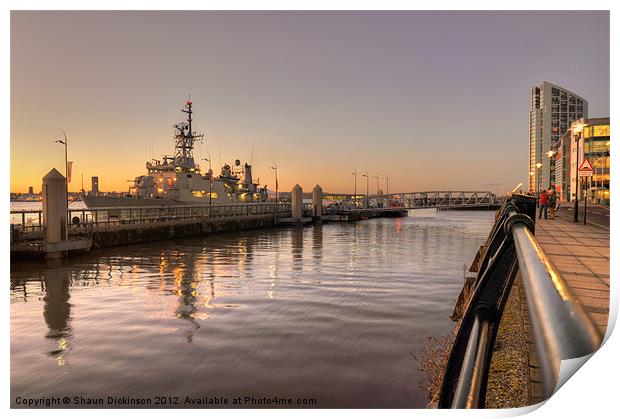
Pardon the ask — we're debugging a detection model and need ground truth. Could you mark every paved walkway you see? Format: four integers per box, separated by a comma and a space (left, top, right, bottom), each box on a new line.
521, 209, 610, 404
534, 210, 610, 332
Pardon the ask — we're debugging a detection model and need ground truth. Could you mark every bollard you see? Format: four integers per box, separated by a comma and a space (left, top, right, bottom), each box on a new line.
291, 184, 303, 219
312, 185, 323, 218
42, 168, 68, 258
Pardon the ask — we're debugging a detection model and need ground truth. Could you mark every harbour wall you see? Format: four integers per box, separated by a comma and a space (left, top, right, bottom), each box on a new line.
89, 215, 279, 249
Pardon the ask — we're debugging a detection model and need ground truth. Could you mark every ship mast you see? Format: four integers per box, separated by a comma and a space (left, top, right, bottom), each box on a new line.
173, 98, 204, 172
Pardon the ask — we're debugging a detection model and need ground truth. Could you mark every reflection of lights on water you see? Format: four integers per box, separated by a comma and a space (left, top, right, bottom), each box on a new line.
54, 338, 68, 367
173, 267, 185, 296
159, 254, 169, 272
267, 261, 278, 299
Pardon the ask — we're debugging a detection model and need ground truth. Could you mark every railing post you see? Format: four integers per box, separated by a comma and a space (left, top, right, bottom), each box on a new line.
42, 168, 68, 257
292, 184, 303, 220
312, 185, 323, 219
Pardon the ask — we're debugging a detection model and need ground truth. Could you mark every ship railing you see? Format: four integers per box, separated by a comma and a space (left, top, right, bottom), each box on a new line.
10, 202, 298, 232
438, 194, 603, 408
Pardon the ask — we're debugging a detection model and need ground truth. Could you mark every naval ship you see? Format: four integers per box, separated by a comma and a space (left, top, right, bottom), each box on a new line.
80, 99, 268, 208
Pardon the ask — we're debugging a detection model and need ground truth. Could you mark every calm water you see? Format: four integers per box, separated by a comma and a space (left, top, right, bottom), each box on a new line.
10, 210, 494, 408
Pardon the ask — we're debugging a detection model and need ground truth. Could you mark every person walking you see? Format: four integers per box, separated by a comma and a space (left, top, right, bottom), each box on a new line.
548, 188, 557, 220
538, 189, 549, 219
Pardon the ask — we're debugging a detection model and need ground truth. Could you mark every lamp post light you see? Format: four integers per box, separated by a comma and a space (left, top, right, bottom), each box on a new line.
535, 162, 543, 206
384, 175, 389, 196
546, 150, 556, 187
361, 172, 369, 208
573, 132, 581, 223
269, 164, 278, 204
203, 155, 212, 208
54, 130, 69, 209
374, 174, 380, 195
352, 170, 357, 198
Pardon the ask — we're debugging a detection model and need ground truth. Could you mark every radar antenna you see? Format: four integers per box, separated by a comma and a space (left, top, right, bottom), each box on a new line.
173, 97, 204, 172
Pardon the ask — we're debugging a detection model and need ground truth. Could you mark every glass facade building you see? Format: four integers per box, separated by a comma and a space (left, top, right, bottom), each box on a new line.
529, 81, 588, 193
553, 118, 610, 204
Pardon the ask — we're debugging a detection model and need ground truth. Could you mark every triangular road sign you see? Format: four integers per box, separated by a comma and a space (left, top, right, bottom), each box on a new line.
579, 159, 593, 171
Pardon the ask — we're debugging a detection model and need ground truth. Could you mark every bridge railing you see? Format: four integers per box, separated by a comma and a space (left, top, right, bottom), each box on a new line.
322, 191, 500, 209
10, 202, 300, 232
438, 194, 602, 408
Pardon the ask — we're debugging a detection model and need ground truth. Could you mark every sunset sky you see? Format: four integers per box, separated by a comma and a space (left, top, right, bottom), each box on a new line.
11, 11, 609, 194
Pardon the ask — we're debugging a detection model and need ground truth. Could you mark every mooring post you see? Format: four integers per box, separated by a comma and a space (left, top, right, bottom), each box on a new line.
312, 185, 323, 220
42, 168, 68, 259
292, 184, 303, 220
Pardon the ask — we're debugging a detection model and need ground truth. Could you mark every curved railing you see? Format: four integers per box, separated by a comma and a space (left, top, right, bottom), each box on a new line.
438, 194, 603, 408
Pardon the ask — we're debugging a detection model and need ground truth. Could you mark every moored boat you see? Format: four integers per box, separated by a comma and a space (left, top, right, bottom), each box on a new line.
80, 99, 268, 208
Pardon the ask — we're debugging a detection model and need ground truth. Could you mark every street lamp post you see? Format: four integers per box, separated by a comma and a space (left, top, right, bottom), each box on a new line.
374, 174, 379, 194
203, 155, 212, 208
362, 172, 369, 208
384, 175, 389, 195
535, 162, 542, 207
546, 150, 556, 187
352, 170, 357, 198
54, 130, 69, 209
573, 133, 580, 223
269, 164, 278, 204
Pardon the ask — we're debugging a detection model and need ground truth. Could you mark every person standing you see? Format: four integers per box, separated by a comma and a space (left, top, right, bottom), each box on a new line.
547, 188, 557, 220
538, 189, 549, 219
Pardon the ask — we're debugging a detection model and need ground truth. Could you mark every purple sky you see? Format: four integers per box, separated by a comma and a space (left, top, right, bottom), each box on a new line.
11, 11, 609, 194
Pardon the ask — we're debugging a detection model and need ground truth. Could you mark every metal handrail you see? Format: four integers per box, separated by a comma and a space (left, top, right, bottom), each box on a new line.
438, 194, 603, 408
10, 202, 299, 231
512, 219, 602, 397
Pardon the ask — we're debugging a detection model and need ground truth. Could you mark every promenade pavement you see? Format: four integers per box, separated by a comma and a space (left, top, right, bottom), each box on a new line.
535, 209, 610, 332
521, 207, 610, 404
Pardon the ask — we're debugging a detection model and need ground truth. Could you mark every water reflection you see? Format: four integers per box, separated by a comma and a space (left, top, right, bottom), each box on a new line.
11, 212, 495, 408
43, 265, 72, 366
291, 227, 304, 271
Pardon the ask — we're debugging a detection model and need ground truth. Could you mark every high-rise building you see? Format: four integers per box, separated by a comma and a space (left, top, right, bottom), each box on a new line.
529, 81, 588, 193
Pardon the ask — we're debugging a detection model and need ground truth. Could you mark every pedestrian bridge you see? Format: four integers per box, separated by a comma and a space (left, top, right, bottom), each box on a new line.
322, 191, 502, 210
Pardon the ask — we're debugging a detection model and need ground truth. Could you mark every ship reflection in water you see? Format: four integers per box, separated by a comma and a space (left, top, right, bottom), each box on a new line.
10, 211, 494, 408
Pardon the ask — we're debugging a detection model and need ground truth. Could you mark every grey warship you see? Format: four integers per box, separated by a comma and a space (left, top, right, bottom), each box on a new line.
81, 99, 268, 208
